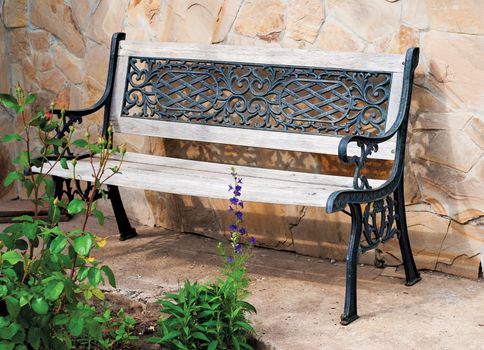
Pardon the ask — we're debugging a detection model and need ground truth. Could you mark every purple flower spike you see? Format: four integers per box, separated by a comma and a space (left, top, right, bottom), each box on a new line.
235, 185, 242, 192
235, 243, 242, 254
228, 185, 233, 191
227, 256, 234, 263
237, 178, 243, 184
230, 197, 239, 205
239, 227, 247, 235
234, 191, 241, 196
239, 201, 244, 208
235, 211, 243, 220
248, 236, 257, 245
228, 206, 234, 213
229, 224, 238, 232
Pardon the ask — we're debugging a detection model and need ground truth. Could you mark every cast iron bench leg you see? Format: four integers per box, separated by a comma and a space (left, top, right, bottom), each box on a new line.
108, 185, 137, 241
340, 203, 363, 326
394, 181, 421, 286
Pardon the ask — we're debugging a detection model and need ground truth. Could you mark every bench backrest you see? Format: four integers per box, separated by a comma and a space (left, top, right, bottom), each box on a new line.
109, 39, 408, 160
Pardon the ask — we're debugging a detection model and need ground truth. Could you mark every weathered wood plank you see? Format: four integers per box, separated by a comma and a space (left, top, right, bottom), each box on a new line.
32, 156, 386, 208
119, 41, 405, 73
110, 117, 397, 160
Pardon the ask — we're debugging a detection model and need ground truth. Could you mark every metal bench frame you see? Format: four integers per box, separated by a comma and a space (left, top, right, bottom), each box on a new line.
49, 32, 421, 325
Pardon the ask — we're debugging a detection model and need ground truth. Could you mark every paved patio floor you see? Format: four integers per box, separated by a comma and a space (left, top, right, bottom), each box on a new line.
2, 214, 483, 349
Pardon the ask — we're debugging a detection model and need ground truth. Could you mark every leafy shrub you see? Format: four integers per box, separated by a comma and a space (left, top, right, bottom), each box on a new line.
0, 87, 136, 349
149, 168, 257, 350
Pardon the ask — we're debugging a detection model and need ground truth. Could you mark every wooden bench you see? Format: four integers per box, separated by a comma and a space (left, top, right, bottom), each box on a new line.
37, 32, 421, 325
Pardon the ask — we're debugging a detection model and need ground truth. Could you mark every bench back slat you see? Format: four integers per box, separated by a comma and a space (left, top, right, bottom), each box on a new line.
111, 41, 405, 159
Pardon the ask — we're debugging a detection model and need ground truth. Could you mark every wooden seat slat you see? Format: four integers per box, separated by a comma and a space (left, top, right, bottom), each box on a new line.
32, 155, 386, 208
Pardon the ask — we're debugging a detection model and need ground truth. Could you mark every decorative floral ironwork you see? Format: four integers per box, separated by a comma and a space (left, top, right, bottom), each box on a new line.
122, 57, 392, 137
360, 195, 399, 252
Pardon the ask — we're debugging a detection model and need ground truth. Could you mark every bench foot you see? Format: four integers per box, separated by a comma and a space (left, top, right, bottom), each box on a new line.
341, 203, 363, 327
340, 313, 359, 326
119, 228, 138, 241
394, 181, 421, 287
404, 275, 422, 287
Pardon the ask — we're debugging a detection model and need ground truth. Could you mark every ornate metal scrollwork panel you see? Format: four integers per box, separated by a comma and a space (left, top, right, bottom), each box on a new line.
360, 194, 399, 253
122, 57, 392, 137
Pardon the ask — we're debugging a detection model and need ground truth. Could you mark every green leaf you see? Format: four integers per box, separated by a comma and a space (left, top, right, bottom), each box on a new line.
68, 317, 84, 337
45, 138, 64, 146
14, 239, 28, 251
21, 222, 38, 240
91, 288, 104, 300
208, 341, 219, 350
77, 267, 89, 281
60, 158, 69, 170
27, 327, 41, 350
11, 215, 33, 222
147, 331, 181, 344
2, 251, 23, 265
192, 332, 210, 342
31, 298, 48, 315
0, 322, 20, 340
5, 297, 20, 317
0, 94, 18, 110
67, 199, 84, 215
3, 171, 22, 187
87, 267, 101, 286
53, 314, 69, 326
1, 133, 22, 143
25, 93, 37, 105
234, 321, 254, 332
45, 281, 64, 301
49, 236, 67, 254
91, 209, 104, 225
24, 179, 34, 197
101, 265, 116, 288
14, 151, 30, 169
73, 235, 92, 256
72, 139, 88, 148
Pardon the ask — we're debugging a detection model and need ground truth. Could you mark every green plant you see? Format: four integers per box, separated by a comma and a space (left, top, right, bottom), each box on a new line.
149, 167, 256, 350
0, 87, 136, 349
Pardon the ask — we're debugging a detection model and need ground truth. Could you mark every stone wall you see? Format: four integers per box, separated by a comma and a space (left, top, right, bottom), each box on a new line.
0, 0, 482, 279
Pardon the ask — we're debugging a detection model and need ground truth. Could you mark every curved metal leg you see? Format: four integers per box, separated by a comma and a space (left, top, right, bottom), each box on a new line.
394, 181, 421, 286
340, 203, 363, 325
108, 185, 137, 241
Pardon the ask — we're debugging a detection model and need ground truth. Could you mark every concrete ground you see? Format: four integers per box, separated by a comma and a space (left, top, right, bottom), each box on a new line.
3, 214, 484, 349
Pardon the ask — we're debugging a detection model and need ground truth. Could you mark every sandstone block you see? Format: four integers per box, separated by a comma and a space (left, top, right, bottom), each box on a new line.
426, 0, 484, 35
317, 17, 365, 52
421, 31, 484, 111
31, 0, 86, 57
465, 115, 484, 150
72, 0, 99, 33
327, 0, 400, 43
87, 0, 130, 46
401, 0, 428, 30
85, 43, 109, 86
8, 28, 29, 59
38, 69, 66, 94
286, 0, 324, 43
29, 30, 50, 50
0, 21, 8, 92
125, 0, 163, 41
2, 0, 27, 28
212, 0, 243, 43
414, 159, 484, 223
33, 52, 54, 72
234, 0, 285, 42
162, 0, 224, 43
52, 44, 83, 84
385, 25, 419, 54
